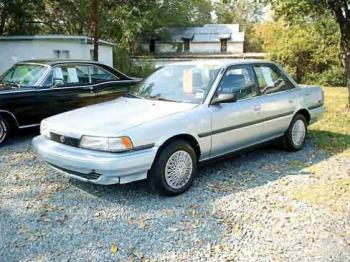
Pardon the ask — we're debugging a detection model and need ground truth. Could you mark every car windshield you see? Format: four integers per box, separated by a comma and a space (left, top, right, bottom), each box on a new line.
130, 64, 222, 104
0, 64, 47, 87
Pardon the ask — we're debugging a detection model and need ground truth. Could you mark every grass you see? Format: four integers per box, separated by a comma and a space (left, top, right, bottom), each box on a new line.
309, 87, 350, 154
290, 178, 350, 213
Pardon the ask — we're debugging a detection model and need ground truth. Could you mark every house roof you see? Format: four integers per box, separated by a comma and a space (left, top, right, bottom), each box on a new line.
0, 35, 116, 46
168, 24, 244, 43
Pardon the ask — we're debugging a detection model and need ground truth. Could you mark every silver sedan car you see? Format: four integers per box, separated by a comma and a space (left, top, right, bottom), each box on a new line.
33, 60, 324, 195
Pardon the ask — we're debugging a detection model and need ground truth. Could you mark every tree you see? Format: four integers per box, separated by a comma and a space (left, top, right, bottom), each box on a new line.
269, 0, 350, 108
0, 0, 44, 35
91, 0, 100, 61
215, 0, 265, 25
256, 17, 343, 85
214, 0, 266, 52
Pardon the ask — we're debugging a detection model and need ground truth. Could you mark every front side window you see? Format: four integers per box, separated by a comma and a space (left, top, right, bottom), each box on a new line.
131, 64, 221, 104
52, 65, 90, 86
90, 66, 117, 84
0, 64, 47, 87
217, 65, 258, 100
253, 65, 294, 95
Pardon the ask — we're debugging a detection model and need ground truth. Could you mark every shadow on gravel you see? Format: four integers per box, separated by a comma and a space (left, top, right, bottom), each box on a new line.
68, 138, 333, 208
2, 127, 39, 149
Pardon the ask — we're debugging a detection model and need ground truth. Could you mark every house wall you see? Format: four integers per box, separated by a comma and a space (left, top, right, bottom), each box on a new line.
0, 40, 113, 73
189, 42, 221, 53
140, 43, 179, 53
227, 42, 244, 53
140, 41, 244, 54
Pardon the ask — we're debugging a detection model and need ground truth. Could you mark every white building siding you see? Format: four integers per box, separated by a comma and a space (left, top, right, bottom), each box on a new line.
0, 38, 114, 73
189, 42, 221, 53
227, 42, 244, 53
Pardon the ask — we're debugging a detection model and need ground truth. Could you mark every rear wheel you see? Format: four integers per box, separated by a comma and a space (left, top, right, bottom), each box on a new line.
148, 140, 197, 196
283, 114, 308, 151
0, 116, 11, 145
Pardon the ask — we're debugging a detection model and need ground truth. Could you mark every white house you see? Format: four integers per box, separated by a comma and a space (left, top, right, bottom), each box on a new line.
141, 24, 245, 54
0, 35, 115, 73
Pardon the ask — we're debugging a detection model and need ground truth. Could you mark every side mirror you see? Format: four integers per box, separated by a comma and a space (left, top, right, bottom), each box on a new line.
211, 92, 237, 105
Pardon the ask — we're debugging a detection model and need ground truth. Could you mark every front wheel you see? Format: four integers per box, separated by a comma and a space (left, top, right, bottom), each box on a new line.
148, 140, 197, 196
0, 116, 11, 145
283, 114, 308, 151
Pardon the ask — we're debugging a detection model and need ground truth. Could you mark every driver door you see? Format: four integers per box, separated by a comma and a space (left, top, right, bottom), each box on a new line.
35, 64, 96, 121
209, 65, 265, 157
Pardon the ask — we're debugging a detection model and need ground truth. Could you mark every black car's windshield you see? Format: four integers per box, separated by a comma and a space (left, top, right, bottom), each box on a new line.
131, 64, 221, 104
0, 64, 47, 87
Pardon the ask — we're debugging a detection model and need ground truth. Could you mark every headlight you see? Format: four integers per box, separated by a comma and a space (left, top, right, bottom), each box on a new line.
40, 120, 50, 139
79, 136, 134, 152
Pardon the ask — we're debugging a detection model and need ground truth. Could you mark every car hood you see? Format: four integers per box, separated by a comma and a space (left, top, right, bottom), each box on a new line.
46, 97, 197, 137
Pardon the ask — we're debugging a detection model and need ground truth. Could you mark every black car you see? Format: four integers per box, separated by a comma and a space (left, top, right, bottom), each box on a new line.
0, 60, 141, 144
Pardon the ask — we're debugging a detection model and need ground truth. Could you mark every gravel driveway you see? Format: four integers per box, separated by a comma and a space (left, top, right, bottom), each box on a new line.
1, 129, 349, 261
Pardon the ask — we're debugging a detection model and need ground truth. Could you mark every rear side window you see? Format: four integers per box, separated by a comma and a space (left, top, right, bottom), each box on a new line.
52, 65, 90, 86
253, 65, 294, 95
90, 66, 118, 84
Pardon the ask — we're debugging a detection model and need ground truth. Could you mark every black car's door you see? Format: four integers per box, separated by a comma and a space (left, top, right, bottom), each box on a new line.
35, 64, 96, 121
89, 65, 139, 103
1, 87, 41, 126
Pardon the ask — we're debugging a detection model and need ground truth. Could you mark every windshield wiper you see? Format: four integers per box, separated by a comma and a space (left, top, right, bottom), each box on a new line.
122, 92, 143, 99
5, 81, 21, 88
147, 95, 178, 103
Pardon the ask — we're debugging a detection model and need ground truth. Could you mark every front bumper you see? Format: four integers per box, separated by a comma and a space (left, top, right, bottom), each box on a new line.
32, 136, 158, 185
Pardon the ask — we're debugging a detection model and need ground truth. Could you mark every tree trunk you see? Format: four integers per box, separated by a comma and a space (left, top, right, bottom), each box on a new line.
91, 0, 100, 61
340, 38, 350, 109
346, 51, 350, 109
330, 0, 350, 108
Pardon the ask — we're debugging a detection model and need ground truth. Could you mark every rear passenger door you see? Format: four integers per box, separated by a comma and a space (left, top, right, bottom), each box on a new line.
90, 65, 132, 103
253, 64, 298, 138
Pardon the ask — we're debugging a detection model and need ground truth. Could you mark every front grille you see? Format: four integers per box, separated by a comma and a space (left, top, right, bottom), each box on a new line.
49, 164, 102, 180
50, 132, 80, 147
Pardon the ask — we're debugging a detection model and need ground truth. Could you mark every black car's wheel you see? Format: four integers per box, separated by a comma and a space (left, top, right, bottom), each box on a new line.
148, 140, 197, 196
0, 116, 10, 145
283, 114, 308, 151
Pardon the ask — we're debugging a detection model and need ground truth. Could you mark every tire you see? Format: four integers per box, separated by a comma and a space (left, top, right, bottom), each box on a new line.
0, 116, 11, 145
282, 114, 308, 151
148, 140, 197, 196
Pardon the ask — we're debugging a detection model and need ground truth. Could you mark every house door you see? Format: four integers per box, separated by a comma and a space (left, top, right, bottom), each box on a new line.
221, 39, 227, 53
184, 39, 190, 52
150, 39, 155, 53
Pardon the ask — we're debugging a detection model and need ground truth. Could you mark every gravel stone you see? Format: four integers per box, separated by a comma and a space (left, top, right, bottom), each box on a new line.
0, 129, 349, 261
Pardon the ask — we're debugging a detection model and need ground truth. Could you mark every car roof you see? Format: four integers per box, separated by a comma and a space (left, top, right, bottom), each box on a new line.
167, 59, 276, 68
17, 59, 108, 67
14, 59, 132, 79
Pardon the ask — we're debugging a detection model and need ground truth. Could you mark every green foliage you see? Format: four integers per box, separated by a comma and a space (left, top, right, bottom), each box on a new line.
0, 0, 45, 35
215, 0, 265, 25
256, 16, 343, 86
114, 44, 155, 78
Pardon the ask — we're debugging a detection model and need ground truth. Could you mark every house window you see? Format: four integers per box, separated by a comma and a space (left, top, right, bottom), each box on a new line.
53, 50, 70, 59
220, 39, 228, 53
183, 39, 190, 52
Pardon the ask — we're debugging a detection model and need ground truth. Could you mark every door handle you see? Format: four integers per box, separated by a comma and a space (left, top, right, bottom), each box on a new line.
288, 99, 294, 104
254, 105, 261, 111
